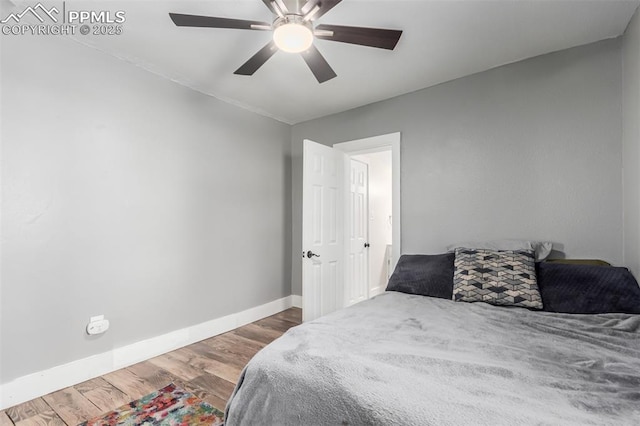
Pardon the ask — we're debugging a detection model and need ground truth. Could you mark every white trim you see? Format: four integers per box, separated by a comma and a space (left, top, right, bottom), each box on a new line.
291, 294, 302, 308
369, 286, 385, 297
333, 132, 401, 271
0, 295, 296, 410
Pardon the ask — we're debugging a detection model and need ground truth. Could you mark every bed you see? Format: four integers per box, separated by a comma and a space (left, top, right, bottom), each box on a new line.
225, 247, 640, 425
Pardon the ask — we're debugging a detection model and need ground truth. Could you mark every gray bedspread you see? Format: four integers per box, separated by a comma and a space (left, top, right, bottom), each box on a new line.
225, 292, 640, 425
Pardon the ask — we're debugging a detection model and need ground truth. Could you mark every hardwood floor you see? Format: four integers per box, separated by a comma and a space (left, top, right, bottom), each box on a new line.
1, 308, 302, 425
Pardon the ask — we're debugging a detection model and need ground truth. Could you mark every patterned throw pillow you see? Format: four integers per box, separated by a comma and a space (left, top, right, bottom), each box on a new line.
453, 248, 543, 309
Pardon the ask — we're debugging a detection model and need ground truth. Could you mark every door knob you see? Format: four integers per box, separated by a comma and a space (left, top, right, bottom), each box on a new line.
306, 250, 320, 258
364, 243, 370, 248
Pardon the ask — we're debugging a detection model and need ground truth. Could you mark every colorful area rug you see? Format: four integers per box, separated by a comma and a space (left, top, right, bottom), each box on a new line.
79, 383, 224, 426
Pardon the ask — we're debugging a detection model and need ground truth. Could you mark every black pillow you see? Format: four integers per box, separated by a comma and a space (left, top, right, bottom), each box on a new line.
536, 262, 640, 314
386, 253, 455, 299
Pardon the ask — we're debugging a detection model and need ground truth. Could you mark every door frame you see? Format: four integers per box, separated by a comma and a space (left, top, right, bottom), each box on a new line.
333, 132, 401, 273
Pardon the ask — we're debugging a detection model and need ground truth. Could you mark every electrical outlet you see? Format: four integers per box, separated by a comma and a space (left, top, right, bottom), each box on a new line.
87, 315, 109, 335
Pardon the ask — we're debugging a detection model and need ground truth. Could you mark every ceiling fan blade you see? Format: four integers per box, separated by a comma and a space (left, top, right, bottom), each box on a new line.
315, 24, 402, 50
301, 0, 341, 21
169, 13, 270, 30
300, 45, 337, 83
234, 41, 279, 76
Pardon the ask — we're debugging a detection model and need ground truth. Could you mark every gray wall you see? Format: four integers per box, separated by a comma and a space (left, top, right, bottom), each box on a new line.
1, 21, 631, 384
1, 34, 291, 382
623, 8, 640, 278
292, 39, 623, 295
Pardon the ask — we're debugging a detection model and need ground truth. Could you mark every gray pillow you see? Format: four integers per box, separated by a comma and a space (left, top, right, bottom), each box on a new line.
386, 253, 455, 299
453, 248, 543, 309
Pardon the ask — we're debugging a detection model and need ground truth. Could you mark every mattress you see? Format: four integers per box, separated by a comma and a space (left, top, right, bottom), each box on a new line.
225, 292, 640, 425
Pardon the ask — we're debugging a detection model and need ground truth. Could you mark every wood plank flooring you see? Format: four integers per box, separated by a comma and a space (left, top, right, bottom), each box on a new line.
1, 308, 301, 425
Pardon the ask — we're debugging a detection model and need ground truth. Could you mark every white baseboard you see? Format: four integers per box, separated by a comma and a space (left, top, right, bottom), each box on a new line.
370, 287, 385, 297
0, 295, 297, 410
291, 294, 302, 308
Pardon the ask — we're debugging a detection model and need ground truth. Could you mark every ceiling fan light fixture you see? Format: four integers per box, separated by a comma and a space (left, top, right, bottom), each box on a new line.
273, 16, 313, 53
169, 1, 403, 83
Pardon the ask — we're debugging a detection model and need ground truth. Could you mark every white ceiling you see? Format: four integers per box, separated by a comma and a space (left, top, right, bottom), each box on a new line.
14, 0, 640, 123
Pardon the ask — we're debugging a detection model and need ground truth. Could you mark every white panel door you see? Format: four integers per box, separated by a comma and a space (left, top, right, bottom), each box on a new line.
302, 140, 346, 322
346, 159, 369, 306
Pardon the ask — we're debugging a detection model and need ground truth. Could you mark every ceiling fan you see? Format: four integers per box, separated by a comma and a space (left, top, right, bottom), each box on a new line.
169, 0, 402, 83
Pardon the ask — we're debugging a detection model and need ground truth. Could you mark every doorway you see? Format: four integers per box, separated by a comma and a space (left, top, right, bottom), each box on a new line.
351, 151, 393, 298
334, 132, 401, 304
